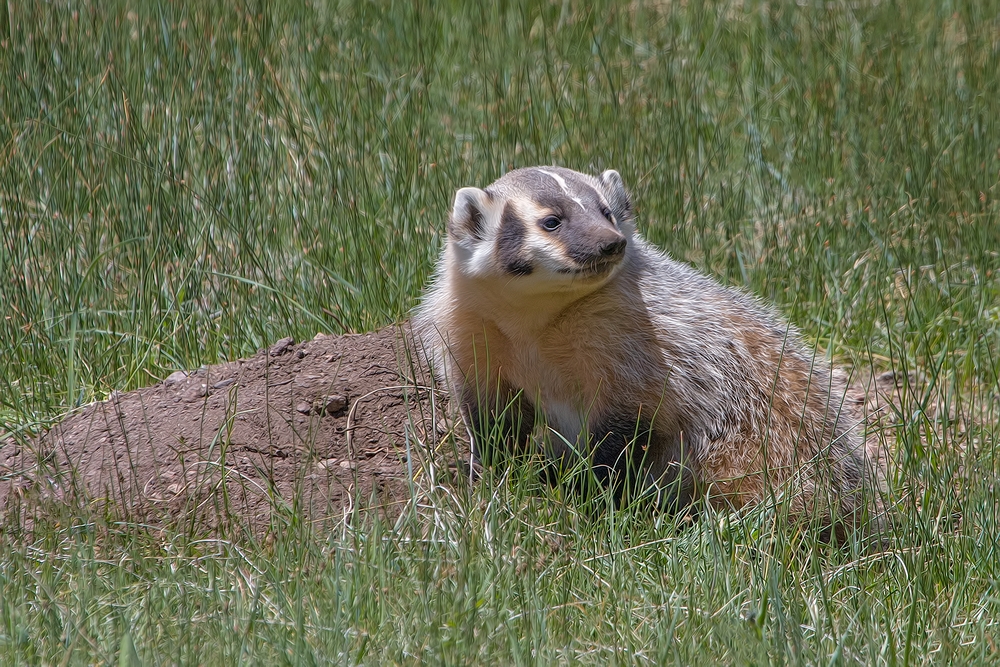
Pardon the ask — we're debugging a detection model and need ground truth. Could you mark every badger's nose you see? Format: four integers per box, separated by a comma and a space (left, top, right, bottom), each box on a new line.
600, 237, 627, 257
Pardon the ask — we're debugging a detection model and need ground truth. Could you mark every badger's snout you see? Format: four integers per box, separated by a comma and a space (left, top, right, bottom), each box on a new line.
578, 227, 626, 264
600, 235, 627, 258
560, 226, 627, 276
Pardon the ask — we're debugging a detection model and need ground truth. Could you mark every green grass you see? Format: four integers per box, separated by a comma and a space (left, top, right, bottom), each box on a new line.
2, 0, 1000, 663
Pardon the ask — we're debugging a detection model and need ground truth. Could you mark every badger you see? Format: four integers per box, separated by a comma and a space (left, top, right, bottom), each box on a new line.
415, 166, 881, 532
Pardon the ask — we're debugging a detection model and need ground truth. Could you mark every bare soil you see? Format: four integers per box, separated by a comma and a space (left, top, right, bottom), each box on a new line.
0, 326, 459, 537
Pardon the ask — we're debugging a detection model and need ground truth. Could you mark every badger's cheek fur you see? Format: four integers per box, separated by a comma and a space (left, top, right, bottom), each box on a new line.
501, 250, 623, 300
448, 241, 497, 280
556, 254, 625, 278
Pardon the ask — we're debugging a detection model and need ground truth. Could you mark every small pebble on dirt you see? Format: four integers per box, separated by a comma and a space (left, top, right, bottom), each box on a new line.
164, 370, 188, 386
269, 336, 295, 357
321, 395, 347, 415
184, 384, 209, 400
295, 402, 312, 415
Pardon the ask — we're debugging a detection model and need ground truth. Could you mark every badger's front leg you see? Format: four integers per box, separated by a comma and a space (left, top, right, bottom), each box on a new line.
588, 412, 696, 511
460, 380, 536, 468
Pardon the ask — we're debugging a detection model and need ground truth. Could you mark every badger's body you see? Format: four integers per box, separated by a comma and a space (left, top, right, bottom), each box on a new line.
415, 166, 879, 528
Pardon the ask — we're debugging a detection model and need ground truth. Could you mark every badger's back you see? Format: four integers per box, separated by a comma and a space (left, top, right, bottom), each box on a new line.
634, 241, 866, 509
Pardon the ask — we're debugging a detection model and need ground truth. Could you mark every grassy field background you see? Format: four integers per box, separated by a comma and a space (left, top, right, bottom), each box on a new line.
2, 0, 999, 663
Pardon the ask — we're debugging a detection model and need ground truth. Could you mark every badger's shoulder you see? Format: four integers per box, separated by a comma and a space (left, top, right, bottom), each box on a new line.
622, 238, 804, 348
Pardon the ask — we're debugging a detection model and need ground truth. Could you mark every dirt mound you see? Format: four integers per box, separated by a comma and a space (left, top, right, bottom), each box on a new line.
1, 326, 460, 537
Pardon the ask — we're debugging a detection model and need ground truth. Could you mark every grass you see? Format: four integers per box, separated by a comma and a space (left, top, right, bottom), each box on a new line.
2, 0, 999, 663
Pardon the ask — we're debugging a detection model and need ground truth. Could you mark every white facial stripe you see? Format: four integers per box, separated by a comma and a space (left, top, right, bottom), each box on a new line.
524, 221, 555, 257
539, 169, 586, 212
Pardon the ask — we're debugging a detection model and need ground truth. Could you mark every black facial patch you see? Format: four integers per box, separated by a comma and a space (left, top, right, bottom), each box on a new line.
496, 202, 533, 276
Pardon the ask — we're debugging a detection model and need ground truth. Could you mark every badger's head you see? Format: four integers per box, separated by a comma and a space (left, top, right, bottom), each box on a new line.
446, 166, 635, 294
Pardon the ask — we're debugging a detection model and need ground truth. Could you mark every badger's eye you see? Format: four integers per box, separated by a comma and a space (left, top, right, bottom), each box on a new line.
540, 215, 562, 232
600, 206, 614, 223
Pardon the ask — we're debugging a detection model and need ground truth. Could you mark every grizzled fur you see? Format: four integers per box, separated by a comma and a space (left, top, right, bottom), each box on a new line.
415, 166, 882, 533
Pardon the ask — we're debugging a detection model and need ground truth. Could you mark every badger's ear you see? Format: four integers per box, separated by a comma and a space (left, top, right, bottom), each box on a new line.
448, 187, 492, 242
600, 169, 634, 222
